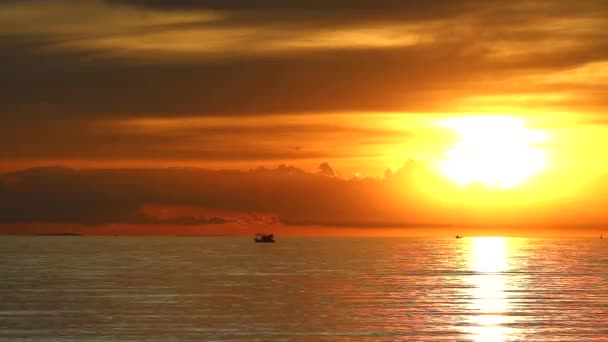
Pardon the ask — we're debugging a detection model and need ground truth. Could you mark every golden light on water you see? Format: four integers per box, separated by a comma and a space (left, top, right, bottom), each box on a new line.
440, 117, 547, 189
470, 237, 508, 273
467, 237, 512, 342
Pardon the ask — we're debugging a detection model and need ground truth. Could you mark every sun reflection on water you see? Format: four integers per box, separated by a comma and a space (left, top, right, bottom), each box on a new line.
467, 237, 512, 342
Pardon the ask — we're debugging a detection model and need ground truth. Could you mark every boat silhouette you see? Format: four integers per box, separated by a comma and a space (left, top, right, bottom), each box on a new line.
254, 233, 275, 243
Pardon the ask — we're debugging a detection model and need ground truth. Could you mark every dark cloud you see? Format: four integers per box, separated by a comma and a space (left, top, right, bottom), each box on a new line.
104, 0, 480, 24
0, 163, 437, 227
3, 161, 600, 230
1, 0, 608, 124
0, 42, 480, 121
318, 162, 336, 177
104, 0, 608, 31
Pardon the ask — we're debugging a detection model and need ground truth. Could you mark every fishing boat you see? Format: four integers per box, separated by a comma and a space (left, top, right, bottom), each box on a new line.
455, 235, 462, 239
254, 233, 275, 243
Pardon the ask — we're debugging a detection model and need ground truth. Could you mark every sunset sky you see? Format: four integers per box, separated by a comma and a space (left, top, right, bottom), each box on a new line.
1, 0, 608, 236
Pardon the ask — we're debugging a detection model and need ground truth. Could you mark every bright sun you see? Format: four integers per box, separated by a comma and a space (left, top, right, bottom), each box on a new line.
440, 116, 547, 189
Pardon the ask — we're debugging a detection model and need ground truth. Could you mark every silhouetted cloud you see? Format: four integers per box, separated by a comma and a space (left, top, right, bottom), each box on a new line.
0, 163, 435, 227
2, 161, 603, 231
318, 163, 336, 177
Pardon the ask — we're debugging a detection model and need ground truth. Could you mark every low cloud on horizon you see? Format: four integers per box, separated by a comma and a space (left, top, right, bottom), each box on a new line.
1, 161, 607, 235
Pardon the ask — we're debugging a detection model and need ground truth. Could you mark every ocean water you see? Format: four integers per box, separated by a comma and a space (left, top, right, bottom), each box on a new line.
0, 236, 606, 341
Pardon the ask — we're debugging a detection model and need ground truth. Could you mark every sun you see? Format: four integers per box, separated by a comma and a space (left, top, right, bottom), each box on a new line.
439, 116, 547, 189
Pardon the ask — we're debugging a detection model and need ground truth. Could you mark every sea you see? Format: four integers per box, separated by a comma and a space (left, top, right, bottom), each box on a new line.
1, 236, 606, 341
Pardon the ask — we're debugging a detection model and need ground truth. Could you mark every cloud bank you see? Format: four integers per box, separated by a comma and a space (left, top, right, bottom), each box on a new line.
1, 161, 607, 234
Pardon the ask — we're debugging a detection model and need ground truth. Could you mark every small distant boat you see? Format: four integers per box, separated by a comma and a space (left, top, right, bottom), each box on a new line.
455, 235, 462, 239
254, 233, 275, 243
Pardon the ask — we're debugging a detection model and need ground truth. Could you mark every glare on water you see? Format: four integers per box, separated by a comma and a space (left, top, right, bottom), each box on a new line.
467, 237, 512, 342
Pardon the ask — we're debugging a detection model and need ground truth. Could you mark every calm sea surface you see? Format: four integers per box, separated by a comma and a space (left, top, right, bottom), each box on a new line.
0, 236, 606, 341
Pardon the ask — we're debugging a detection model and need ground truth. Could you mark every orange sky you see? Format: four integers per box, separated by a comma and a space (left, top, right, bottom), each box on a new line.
1, 1, 608, 236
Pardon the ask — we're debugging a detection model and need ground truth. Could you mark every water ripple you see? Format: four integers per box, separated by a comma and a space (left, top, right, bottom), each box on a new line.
0, 236, 606, 341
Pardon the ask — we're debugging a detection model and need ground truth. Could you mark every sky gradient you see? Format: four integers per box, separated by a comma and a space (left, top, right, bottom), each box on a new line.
2, 1, 608, 235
